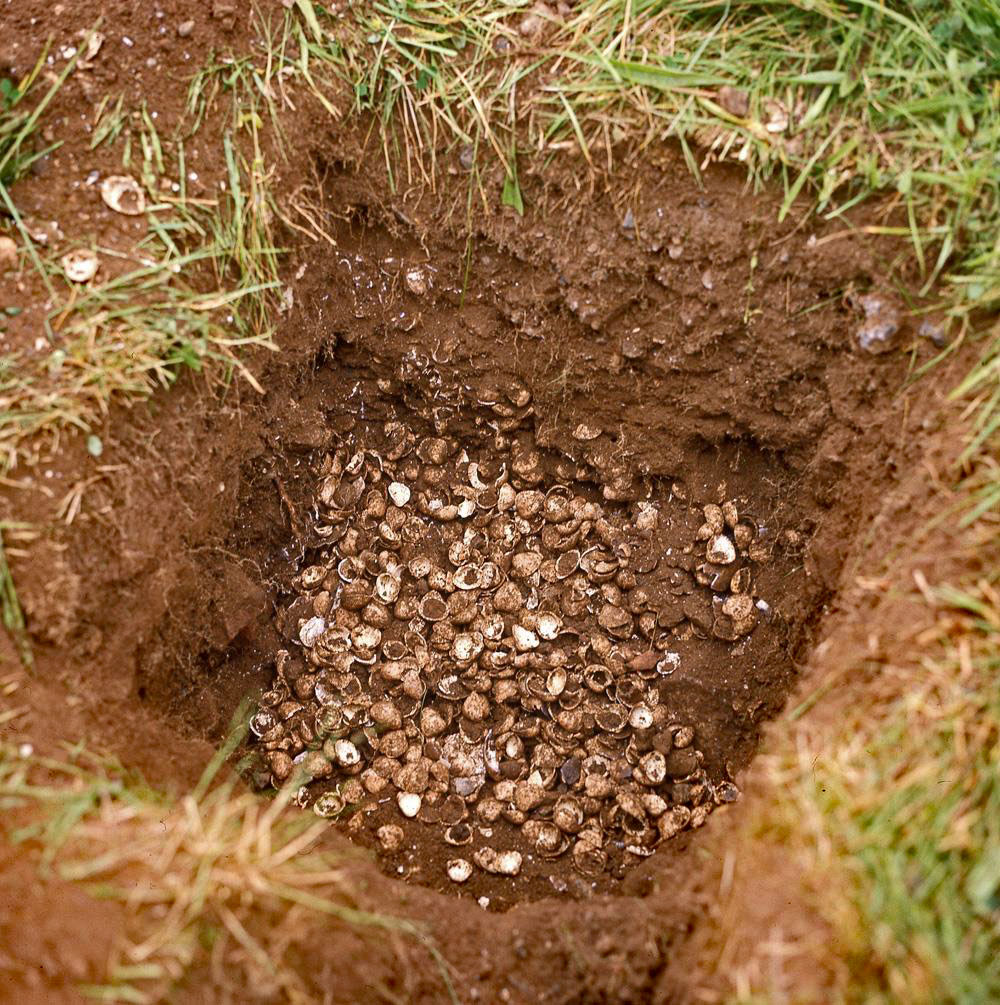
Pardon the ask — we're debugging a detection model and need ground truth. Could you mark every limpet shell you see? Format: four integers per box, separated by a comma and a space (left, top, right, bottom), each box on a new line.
536, 611, 562, 640
454, 564, 483, 590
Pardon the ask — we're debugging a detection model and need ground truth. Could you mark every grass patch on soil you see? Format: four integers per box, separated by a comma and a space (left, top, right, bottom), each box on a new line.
0, 41, 280, 469
742, 574, 1000, 1004
0, 715, 449, 1003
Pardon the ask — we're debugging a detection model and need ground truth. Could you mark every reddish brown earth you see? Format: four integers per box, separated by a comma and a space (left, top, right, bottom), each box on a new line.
0, 4, 972, 1003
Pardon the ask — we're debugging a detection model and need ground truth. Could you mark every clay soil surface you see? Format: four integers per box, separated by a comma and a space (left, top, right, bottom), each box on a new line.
0, 5, 965, 1003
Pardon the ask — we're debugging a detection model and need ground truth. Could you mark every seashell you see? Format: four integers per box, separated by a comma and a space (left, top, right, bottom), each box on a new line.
595, 706, 627, 733
722, 592, 755, 626
418, 591, 449, 621
267, 750, 293, 781
512, 781, 546, 812
536, 611, 562, 640
444, 822, 474, 846
638, 750, 667, 785
332, 738, 361, 767
454, 564, 483, 590
673, 725, 695, 748
553, 795, 585, 833
474, 847, 522, 876
715, 781, 741, 804
375, 573, 401, 604
514, 490, 544, 519
512, 624, 539, 652
361, 601, 390, 630
369, 700, 402, 729
583, 664, 613, 692
702, 504, 724, 533
633, 501, 658, 532
462, 691, 491, 722
734, 523, 755, 549
629, 704, 654, 729
299, 617, 327, 647
493, 581, 523, 613
249, 710, 278, 737
377, 823, 405, 852
658, 806, 692, 840
572, 422, 602, 441
511, 551, 543, 578
61, 249, 99, 283
405, 266, 430, 295
707, 534, 736, 565
397, 791, 423, 818
351, 623, 382, 650
545, 668, 567, 697
447, 858, 473, 883
100, 174, 145, 215
417, 436, 449, 465
388, 481, 411, 506
436, 676, 470, 701
572, 838, 607, 877
313, 792, 345, 818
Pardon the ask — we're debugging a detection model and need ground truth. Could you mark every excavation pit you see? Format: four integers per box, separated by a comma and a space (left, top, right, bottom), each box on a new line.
91, 151, 919, 920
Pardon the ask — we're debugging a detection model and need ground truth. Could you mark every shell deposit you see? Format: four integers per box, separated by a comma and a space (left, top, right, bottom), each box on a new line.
248, 364, 774, 898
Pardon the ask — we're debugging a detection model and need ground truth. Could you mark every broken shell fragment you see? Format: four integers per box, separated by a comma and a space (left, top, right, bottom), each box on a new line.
572, 423, 602, 441
299, 617, 326, 647
405, 266, 430, 295
100, 174, 145, 215
313, 792, 345, 818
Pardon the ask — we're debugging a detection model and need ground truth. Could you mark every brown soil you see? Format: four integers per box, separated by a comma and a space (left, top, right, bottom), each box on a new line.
0, 6, 971, 1003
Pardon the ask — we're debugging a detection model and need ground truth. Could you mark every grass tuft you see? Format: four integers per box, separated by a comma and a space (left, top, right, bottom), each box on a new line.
0, 711, 455, 1003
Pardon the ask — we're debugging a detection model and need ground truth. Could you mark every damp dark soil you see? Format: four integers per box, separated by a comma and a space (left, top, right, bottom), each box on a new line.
0, 8, 961, 996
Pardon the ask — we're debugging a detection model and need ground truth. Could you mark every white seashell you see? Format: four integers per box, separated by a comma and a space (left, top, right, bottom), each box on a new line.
512, 624, 539, 651
536, 611, 561, 640
447, 858, 473, 883
375, 573, 401, 603
333, 739, 360, 767
100, 174, 145, 215
388, 481, 411, 506
405, 266, 429, 295
706, 534, 736, 565
397, 791, 422, 818
657, 652, 681, 675
495, 850, 522, 876
61, 249, 99, 283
